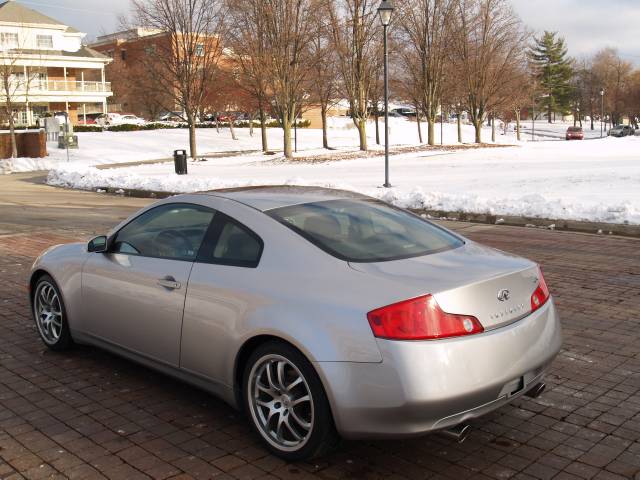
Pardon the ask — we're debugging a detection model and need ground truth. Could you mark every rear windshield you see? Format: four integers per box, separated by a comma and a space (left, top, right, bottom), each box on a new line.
568, 127, 582, 132
268, 199, 464, 262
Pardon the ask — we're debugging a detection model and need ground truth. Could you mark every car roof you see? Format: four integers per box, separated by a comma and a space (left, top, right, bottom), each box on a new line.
200, 185, 370, 212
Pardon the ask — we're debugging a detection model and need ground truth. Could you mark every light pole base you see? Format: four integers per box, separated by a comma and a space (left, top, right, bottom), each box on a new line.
383, 183, 392, 188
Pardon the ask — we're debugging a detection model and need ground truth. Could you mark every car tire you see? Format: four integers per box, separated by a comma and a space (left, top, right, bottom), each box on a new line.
32, 274, 73, 351
243, 341, 339, 461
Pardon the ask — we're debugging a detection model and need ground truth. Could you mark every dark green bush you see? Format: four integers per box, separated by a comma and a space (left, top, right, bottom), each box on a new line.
74, 125, 103, 133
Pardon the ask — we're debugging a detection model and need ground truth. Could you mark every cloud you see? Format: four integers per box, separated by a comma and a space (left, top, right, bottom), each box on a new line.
511, 0, 640, 64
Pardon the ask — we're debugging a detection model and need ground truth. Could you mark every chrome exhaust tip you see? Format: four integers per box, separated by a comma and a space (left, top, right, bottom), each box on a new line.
440, 423, 471, 443
525, 382, 546, 399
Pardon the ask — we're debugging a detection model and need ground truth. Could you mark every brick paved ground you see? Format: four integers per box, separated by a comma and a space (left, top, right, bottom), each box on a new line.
1, 223, 640, 480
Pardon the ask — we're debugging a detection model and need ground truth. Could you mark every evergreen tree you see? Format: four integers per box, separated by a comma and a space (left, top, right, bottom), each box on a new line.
530, 31, 574, 123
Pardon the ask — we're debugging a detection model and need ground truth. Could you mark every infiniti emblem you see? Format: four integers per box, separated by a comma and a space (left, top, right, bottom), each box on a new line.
497, 289, 510, 302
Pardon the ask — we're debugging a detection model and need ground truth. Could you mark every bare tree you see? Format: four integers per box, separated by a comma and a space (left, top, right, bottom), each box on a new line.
231, 0, 316, 158
592, 48, 632, 126
396, 0, 454, 145
451, 0, 528, 143
331, 0, 380, 151
226, 0, 271, 151
308, 1, 339, 149
0, 32, 41, 158
130, 0, 226, 159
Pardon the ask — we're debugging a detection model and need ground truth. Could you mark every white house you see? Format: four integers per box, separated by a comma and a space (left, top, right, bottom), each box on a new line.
0, 0, 112, 125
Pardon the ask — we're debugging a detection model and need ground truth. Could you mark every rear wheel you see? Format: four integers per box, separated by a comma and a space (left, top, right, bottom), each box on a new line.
33, 275, 73, 351
243, 341, 338, 461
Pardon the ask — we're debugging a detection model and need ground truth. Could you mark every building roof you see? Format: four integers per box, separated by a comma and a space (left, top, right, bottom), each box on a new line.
0, 1, 74, 29
7, 45, 110, 60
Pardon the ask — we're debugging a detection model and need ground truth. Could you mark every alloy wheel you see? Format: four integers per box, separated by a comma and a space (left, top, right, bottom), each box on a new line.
34, 282, 63, 345
247, 354, 314, 452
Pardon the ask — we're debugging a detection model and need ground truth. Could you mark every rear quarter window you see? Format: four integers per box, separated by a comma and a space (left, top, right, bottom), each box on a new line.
268, 199, 464, 262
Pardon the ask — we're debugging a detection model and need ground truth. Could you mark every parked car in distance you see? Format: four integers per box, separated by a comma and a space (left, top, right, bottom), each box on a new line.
392, 107, 417, 117
158, 111, 183, 122
117, 114, 146, 126
608, 125, 634, 137
565, 126, 584, 140
36, 111, 69, 128
77, 112, 102, 125
97, 113, 145, 126
29, 186, 562, 461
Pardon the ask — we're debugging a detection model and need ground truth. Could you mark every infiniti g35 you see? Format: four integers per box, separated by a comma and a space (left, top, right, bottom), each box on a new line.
29, 186, 562, 460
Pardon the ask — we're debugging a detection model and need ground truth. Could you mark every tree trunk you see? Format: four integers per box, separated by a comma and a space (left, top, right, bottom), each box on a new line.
321, 104, 329, 149
547, 102, 552, 123
515, 110, 521, 141
215, 116, 220, 133
357, 118, 367, 151
374, 109, 380, 145
8, 109, 17, 158
259, 106, 268, 152
590, 108, 594, 130
427, 118, 435, 146
188, 120, 197, 159
457, 114, 462, 143
474, 119, 482, 143
491, 115, 496, 142
249, 113, 254, 137
229, 117, 237, 140
283, 114, 293, 159
417, 111, 423, 144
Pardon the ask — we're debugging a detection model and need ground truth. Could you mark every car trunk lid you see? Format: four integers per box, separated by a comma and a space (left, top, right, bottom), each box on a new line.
349, 242, 541, 330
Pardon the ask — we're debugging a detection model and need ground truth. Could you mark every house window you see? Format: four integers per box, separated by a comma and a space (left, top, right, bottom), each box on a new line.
120, 49, 127, 61
0, 32, 18, 48
37, 35, 53, 49
195, 43, 205, 57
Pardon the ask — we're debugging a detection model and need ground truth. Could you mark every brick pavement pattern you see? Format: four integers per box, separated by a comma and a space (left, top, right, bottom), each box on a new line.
1, 225, 639, 480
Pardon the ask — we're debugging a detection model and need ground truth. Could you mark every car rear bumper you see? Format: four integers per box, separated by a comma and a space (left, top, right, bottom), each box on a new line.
316, 300, 562, 439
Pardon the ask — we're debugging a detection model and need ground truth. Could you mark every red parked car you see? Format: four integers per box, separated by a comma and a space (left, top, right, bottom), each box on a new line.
566, 126, 584, 140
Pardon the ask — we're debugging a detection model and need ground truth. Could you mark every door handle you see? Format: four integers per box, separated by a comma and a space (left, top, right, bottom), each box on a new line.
157, 276, 181, 290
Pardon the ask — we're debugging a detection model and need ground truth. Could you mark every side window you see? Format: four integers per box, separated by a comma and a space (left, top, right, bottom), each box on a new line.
199, 214, 263, 268
113, 204, 215, 261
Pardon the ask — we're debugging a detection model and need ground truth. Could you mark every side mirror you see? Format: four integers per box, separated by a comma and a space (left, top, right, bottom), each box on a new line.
88, 235, 108, 253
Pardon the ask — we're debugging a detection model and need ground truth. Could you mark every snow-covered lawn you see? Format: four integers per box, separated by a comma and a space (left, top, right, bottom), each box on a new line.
47, 126, 640, 225
2, 117, 511, 173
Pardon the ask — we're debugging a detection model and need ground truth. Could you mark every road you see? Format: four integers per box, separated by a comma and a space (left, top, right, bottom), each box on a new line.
1, 172, 640, 479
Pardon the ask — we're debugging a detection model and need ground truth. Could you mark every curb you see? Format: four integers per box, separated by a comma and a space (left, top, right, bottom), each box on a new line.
93, 186, 640, 239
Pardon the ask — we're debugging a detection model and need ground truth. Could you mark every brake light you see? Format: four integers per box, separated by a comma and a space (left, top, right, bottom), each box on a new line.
367, 295, 483, 340
530, 267, 550, 312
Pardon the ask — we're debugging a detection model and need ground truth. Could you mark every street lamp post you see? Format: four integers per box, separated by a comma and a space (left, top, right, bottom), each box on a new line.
378, 0, 394, 188
600, 88, 605, 138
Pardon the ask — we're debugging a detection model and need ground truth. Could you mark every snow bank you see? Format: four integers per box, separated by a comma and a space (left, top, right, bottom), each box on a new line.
47, 136, 640, 225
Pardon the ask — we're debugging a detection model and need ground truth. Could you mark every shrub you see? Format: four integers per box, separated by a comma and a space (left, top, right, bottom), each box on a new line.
74, 125, 103, 133
107, 123, 143, 132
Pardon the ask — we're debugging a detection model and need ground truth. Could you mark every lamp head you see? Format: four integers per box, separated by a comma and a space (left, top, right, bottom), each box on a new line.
378, 0, 394, 26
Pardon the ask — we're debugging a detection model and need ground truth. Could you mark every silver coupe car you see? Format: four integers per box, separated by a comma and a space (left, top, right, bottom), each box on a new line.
29, 186, 562, 460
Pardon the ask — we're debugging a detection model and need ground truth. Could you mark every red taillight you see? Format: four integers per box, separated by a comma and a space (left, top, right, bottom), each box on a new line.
367, 295, 484, 340
530, 267, 550, 312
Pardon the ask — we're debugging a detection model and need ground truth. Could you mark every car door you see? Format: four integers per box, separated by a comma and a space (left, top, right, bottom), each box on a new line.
180, 211, 264, 383
82, 203, 216, 366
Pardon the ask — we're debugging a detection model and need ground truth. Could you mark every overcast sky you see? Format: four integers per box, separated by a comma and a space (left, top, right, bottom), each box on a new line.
13, 0, 640, 64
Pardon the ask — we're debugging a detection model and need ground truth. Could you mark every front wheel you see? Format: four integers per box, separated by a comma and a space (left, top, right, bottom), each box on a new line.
243, 341, 338, 461
32, 275, 73, 351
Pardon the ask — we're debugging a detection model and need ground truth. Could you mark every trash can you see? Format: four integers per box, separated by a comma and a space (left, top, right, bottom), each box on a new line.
174, 149, 188, 175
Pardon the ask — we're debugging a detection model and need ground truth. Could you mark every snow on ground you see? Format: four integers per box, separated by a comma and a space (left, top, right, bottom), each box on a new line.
2, 117, 511, 173
47, 125, 640, 225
